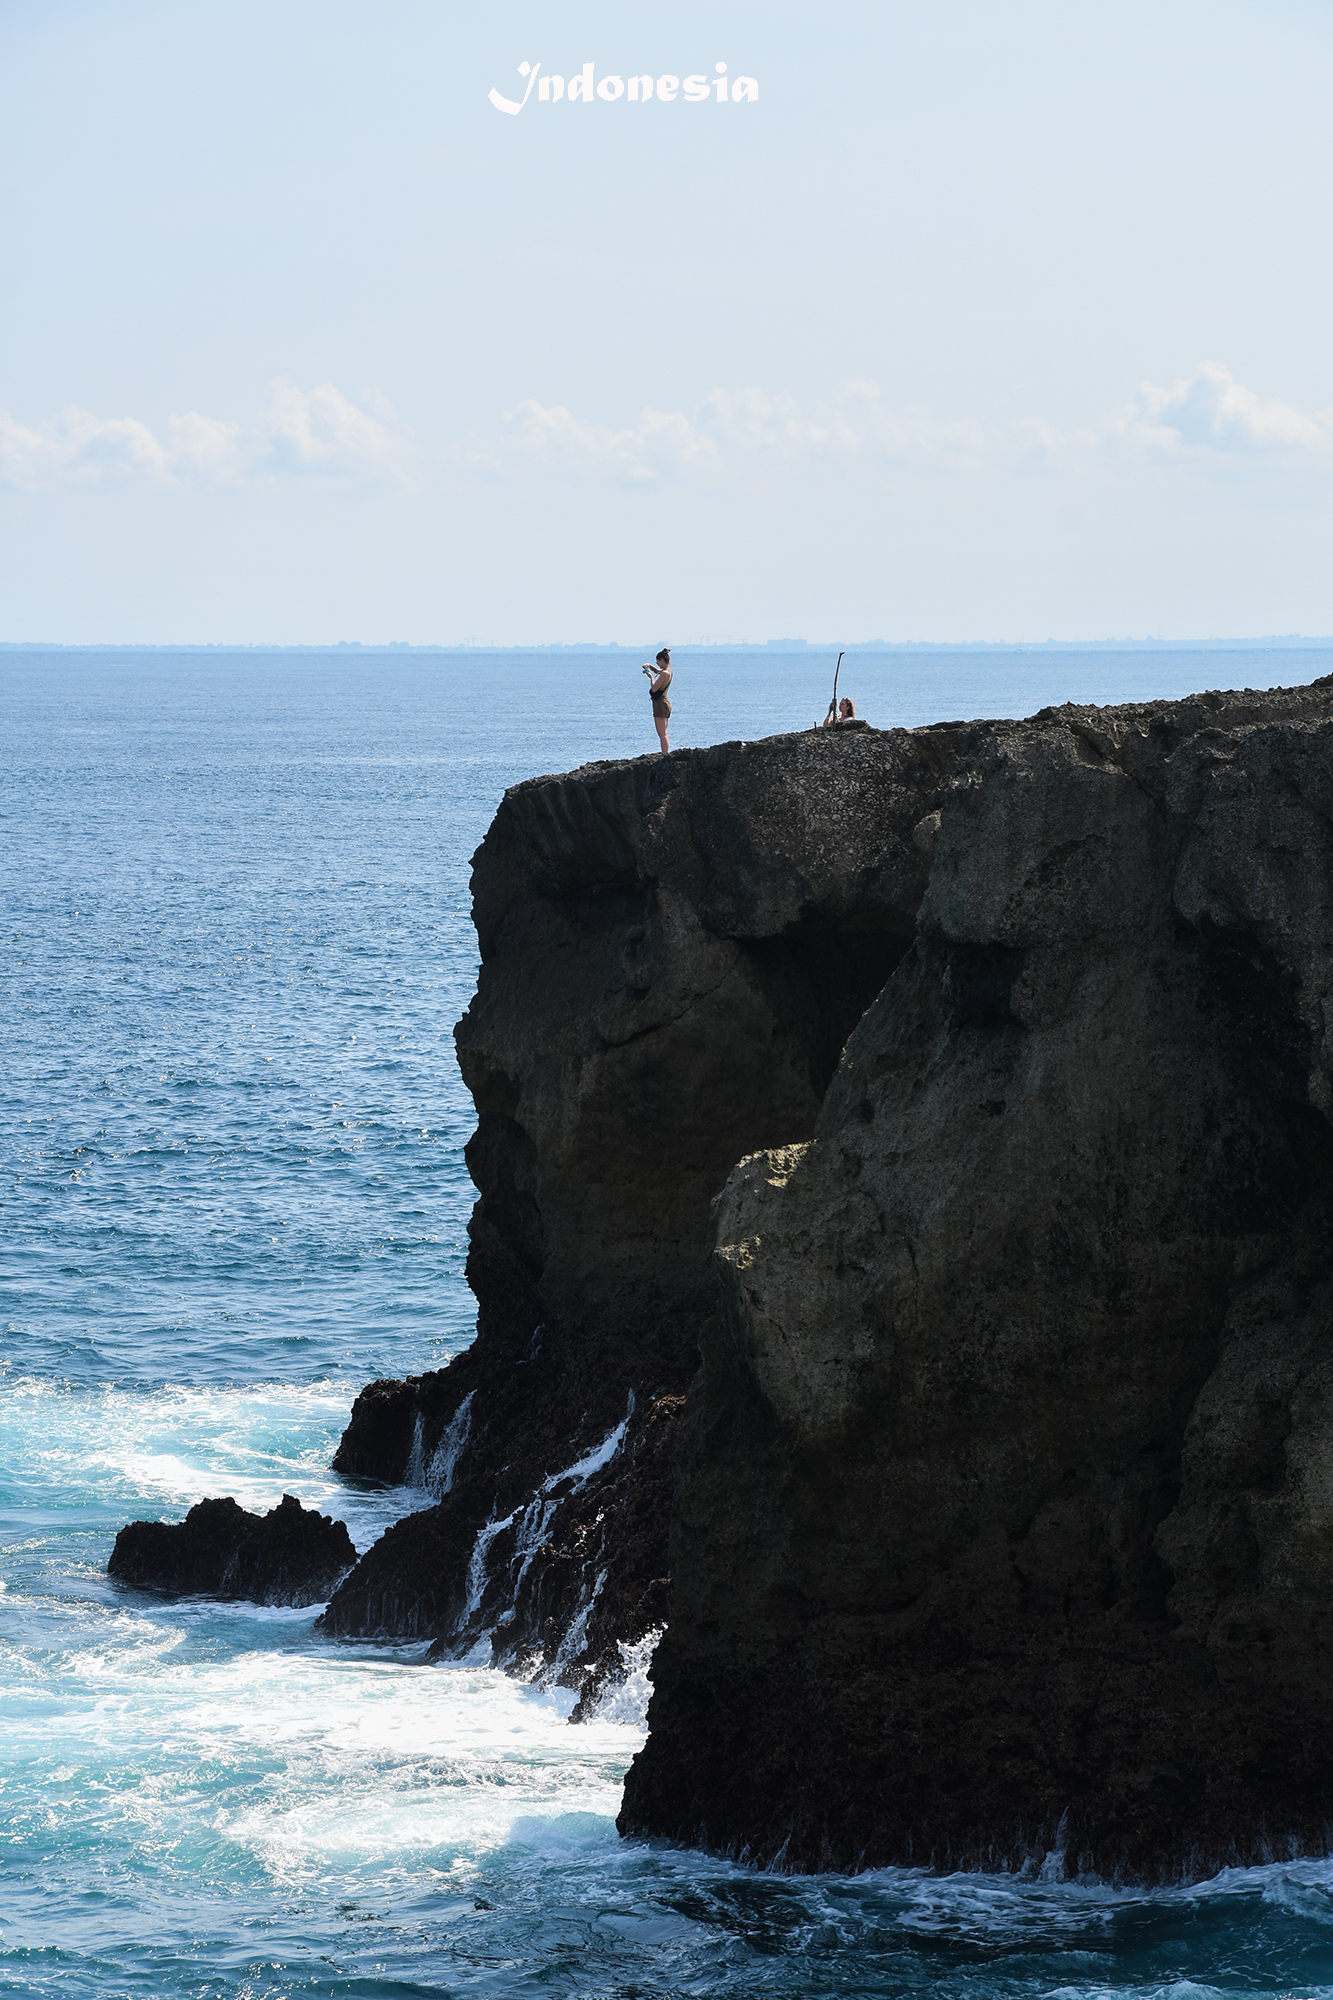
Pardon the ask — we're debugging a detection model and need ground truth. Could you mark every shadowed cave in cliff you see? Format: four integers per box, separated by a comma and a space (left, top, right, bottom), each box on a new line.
738, 912, 911, 1100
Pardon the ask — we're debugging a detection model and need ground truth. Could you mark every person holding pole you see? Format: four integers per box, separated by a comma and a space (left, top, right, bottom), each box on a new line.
819, 650, 858, 727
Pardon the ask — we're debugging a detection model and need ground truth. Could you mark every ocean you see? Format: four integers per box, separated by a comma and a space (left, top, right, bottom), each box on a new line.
5, 642, 1333, 1999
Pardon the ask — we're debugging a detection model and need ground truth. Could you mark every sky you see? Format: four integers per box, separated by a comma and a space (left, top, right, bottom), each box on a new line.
2, 0, 1332, 645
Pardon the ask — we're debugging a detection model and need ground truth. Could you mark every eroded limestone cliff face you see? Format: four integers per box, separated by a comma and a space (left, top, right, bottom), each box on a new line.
320, 723, 966, 1698
619, 680, 1333, 1879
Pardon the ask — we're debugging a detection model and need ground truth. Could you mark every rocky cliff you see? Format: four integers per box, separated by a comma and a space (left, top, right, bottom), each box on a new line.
619, 678, 1333, 1879
319, 722, 969, 1701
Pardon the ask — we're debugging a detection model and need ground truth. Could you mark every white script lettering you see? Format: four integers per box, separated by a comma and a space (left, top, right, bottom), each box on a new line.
488, 61, 540, 115
488, 60, 759, 114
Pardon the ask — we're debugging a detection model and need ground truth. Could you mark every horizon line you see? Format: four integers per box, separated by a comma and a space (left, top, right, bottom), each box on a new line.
3, 636, 1333, 656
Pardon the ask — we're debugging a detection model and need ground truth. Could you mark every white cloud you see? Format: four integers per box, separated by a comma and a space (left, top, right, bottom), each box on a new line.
461, 381, 985, 485
1110, 361, 1333, 462
166, 411, 248, 483
0, 407, 172, 488
257, 378, 408, 476
698, 383, 985, 468
0, 380, 410, 492
7, 363, 1327, 501
490, 398, 719, 482
462, 363, 1333, 489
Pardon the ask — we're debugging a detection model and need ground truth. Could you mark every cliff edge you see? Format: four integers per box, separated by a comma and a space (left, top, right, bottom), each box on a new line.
320, 722, 968, 1699
619, 679, 1333, 1878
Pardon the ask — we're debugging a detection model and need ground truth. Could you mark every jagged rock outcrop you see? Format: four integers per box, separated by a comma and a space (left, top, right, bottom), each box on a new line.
620, 679, 1333, 1880
109, 1495, 355, 1605
320, 722, 969, 1695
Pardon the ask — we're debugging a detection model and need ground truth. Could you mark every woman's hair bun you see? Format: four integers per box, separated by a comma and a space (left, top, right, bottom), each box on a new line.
656, 648, 670, 664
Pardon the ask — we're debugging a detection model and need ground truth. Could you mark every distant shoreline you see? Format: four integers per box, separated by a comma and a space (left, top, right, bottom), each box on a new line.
4, 637, 1332, 657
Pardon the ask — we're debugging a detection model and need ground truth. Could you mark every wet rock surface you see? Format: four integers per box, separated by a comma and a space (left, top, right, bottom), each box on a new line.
109, 1494, 355, 1606
322, 724, 965, 1701
619, 679, 1333, 1880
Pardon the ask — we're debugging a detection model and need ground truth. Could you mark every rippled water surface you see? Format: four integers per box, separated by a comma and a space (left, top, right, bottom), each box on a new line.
5, 643, 1333, 1998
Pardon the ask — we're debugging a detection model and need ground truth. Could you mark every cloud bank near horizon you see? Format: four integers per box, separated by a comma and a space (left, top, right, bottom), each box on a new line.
5, 362, 1330, 503
462, 363, 1333, 486
0, 380, 410, 491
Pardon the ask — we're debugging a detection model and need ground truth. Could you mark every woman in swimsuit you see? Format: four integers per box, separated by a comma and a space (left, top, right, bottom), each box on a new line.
643, 648, 672, 753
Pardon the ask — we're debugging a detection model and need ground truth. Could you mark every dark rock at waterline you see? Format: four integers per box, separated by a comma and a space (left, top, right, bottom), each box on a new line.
330, 1378, 411, 1481
323, 723, 965, 1699
109, 1494, 355, 1606
619, 678, 1333, 1880
322, 1388, 683, 1705
332, 1375, 434, 1481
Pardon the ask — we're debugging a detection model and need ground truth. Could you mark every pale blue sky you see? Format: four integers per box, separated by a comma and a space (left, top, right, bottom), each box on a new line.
3, 0, 1332, 643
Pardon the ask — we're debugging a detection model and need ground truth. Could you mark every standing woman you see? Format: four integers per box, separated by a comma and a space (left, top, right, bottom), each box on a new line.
642, 648, 672, 753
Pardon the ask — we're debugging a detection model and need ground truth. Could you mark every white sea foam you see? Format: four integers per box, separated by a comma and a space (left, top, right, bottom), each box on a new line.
404, 1410, 428, 1488
3, 1588, 647, 1896
546, 1565, 607, 1678
460, 1401, 632, 1647
587, 1627, 662, 1727
461, 1506, 521, 1623
0, 1376, 403, 1551
427, 1389, 474, 1495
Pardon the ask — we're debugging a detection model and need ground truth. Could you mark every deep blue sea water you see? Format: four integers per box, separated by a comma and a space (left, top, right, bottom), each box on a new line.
5, 643, 1333, 1999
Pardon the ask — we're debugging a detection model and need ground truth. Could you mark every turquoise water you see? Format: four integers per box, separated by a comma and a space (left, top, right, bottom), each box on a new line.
5, 643, 1333, 1998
